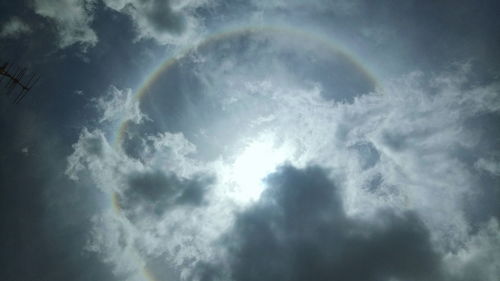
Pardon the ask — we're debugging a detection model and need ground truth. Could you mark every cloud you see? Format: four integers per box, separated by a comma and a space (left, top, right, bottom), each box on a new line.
94, 86, 147, 125
65, 33, 500, 279
250, 0, 360, 14
197, 165, 500, 281
86, 210, 145, 278
185, 43, 500, 270
119, 170, 212, 220
30, 0, 213, 50
197, 165, 443, 281
0, 17, 31, 38
102, 0, 212, 45
475, 158, 500, 176
33, 0, 98, 49
65, 127, 140, 185
66, 91, 221, 279
444, 219, 500, 281
65, 128, 214, 280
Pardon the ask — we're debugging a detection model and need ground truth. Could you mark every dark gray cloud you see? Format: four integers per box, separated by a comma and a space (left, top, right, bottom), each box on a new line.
119, 170, 212, 219
199, 165, 443, 281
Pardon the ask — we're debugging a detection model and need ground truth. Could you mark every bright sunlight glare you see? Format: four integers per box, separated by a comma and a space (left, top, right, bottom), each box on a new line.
226, 135, 292, 203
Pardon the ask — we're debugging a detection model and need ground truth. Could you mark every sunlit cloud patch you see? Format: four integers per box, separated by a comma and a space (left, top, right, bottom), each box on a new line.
66, 26, 500, 281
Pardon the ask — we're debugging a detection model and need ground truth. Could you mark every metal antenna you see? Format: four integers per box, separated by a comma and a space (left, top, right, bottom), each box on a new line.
0, 62, 40, 104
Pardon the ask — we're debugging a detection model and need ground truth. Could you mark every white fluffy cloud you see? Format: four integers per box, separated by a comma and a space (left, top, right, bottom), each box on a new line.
94, 86, 147, 125
0, 17, 31, 38
33, 0, 98, 49
31, 0, 213, 49
102, 0, 211, 45
66, 87, 227, 279
67, 126, 230, 280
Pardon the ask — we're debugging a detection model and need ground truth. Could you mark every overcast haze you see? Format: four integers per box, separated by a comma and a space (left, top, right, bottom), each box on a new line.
1, 1, 500, 281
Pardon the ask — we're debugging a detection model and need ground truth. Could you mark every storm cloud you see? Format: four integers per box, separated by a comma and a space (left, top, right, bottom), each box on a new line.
199, 165, 443, 281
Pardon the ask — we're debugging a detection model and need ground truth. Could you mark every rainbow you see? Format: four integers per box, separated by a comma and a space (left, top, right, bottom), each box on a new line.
113, 24, 380, 148
110, 23, 380, 281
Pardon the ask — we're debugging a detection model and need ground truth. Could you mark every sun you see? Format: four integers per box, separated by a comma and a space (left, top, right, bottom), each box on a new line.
224, 134, 293, 203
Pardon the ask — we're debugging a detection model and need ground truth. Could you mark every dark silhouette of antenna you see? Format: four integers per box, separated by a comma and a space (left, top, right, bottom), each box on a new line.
0, 62, 39, 104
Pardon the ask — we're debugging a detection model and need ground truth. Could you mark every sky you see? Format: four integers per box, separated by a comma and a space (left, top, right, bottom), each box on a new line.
1, 1, 500, 281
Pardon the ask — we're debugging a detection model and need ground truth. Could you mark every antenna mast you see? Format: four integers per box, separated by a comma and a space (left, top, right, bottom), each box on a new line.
0, 62, 39, 104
